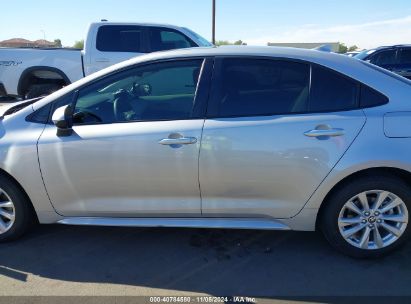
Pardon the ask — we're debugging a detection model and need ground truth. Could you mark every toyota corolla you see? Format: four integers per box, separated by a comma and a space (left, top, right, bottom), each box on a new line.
0, 46, 410, 258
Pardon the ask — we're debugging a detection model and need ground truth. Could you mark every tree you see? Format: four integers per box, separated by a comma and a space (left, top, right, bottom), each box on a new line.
215, 40, 247, 46
215, 40, 231, 46
338, 43, 360, 53
234, 40, 247, 45
53, 39, 62, 48
73, 39, 84, 49
338, 43, 348, 54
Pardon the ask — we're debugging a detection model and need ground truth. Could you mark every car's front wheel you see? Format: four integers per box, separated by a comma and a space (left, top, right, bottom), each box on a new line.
321, 175, 411, 258
0, 176, 35, 242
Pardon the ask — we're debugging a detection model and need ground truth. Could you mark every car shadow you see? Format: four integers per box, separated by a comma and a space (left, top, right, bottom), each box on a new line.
1, 224, 411, 298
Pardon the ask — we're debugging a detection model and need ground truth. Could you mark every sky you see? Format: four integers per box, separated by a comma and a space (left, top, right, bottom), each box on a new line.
1, 0, 411, 49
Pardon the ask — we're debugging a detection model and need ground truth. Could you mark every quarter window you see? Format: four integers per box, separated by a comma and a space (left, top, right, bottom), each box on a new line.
73, 59, 204, 124
96, 25, 144, 53
359, 85, 388, 108
148, 27, 196, 52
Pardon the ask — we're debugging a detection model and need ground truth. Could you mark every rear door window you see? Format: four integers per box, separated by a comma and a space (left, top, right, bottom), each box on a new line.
208, 58, 311, 117
96, 25, 145, 53
309, 65, 359, 112
370, 50, 397, 66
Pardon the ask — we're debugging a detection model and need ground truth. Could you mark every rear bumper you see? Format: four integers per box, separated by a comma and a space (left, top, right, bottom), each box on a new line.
0, 83, 6, 96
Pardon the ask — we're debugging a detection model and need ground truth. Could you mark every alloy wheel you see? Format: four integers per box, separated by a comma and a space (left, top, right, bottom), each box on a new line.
0, 189, 15, 234
338, 190, 408, 250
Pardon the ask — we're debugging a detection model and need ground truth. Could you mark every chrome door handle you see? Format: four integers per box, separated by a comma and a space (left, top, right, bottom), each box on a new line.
304, 128, 345, 137
159, 137, 197, 145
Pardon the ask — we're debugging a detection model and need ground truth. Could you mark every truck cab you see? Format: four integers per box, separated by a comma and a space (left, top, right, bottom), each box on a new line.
0, 21, 212, 100
83, 21, 212, 75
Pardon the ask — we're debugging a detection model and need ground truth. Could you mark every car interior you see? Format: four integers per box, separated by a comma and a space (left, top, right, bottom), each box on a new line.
72, 64, 201, 124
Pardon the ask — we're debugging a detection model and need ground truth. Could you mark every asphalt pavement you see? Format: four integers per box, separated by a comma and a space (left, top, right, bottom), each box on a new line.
0, 224, 411, 300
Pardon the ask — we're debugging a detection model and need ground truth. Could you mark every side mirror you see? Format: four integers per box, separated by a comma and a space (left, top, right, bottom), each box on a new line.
52, 105, 73, 137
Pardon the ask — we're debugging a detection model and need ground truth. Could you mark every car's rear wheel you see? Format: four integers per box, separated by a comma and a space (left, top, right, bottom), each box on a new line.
321, 175, 411, 258
0, 176, 35, 242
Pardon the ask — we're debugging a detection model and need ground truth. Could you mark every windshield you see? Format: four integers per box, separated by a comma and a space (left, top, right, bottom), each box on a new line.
354, 49, 377, 60
182, 28, 213, 46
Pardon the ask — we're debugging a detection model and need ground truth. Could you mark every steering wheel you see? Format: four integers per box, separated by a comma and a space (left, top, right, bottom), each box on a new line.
73, 110, 103, 123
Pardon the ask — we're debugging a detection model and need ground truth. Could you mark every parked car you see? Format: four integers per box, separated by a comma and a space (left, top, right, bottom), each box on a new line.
355, 45, 411, 79
0, 46, 410, 258
0, 21, 212, 99
344, 51, 360, 57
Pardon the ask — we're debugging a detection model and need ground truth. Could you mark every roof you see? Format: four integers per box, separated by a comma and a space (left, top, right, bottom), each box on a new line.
33, 45, 411, 113
120, 45, 357, 68
91, 21, 183, 29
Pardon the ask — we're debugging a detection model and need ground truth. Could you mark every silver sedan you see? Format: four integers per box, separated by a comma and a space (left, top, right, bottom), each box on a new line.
0, 46, 410, 258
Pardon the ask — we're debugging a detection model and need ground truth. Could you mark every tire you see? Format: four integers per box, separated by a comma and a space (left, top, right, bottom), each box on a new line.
0, 175, 36, 242
321, 175, 411, 258
25, 84, 61, 99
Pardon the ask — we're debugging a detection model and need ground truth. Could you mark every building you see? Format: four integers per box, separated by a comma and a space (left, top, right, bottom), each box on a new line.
267, 42, 340, 52
0, 38, 56, 48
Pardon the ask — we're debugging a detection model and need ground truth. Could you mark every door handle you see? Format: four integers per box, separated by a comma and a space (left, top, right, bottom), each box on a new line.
95, 58, 110, 63
159, 136, 197, 146
304, 128, 345, 138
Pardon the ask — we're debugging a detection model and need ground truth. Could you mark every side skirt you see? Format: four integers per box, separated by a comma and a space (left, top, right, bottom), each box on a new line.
57, 217, 291, 230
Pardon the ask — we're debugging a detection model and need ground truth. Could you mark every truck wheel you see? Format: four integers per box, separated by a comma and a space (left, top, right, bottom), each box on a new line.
0, 175, 36, 242
25, 84, 61, 99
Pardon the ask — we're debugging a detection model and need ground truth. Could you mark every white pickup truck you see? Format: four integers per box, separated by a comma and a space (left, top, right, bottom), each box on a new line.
0, 21, 212, 99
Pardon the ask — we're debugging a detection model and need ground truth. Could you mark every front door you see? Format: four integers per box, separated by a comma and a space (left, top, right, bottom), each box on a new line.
200, 57, 366, 218
38, 58, 210, 217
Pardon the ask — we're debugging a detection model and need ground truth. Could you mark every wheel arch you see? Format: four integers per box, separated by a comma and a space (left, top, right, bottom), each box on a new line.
0, 167, 38, 223
17, 66, 71, 96
315, 166, 411, 230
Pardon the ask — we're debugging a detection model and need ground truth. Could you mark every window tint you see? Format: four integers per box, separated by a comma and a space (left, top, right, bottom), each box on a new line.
360, 85, 389, 108
26, 93, 74, 124
310, 65, 358, 112
400, 48, 411, 64
212, 58, 310, 117
73, 59, 203, 124
148, 27, 195, 52
370, 50, 397, 65
97, 25, 144, 52
26, 103, 52, 124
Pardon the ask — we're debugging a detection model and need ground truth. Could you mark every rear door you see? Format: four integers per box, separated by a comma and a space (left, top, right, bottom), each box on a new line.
199, 57, 366, 218
86, 25, 147, 75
